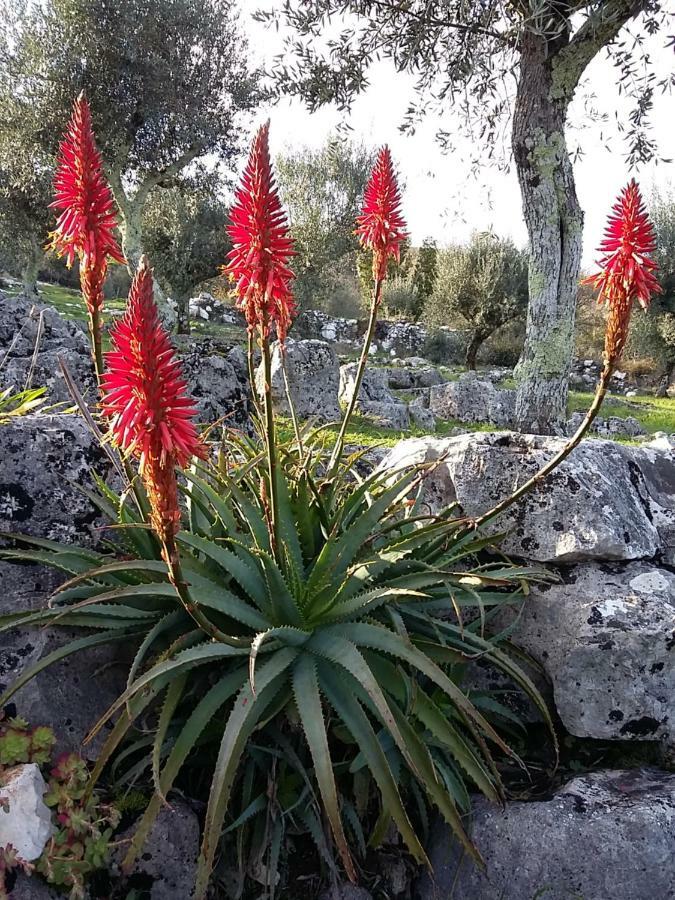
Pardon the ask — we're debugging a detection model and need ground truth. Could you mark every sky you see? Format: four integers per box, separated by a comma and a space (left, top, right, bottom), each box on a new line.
242, 3, 674, 267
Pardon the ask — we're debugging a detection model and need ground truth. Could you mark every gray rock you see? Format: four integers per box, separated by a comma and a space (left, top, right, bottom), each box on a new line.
259, 339, 341, 421
566, 412, 646, 439
0, 413, 110, 546
0, 295, 89, 359
10, 875, 62, 898
497, 562, 675, 742
295, 309, 360, 344
3, 347, 96, 406
429, 374, 515, 427
356, 399, 410, 431
375, 320, 427, 357
188, 292, 245, 327
380, 433, 664, 563
114, 799, 199, 899
177, 339, 250, 430
0, 764, 53, 861
625, 441, 675, 566
386, 367, 415, 390
340, 364, 396, 404
409, 399, 436, 433
418, 769, 675, 900
0, 414, 125, 759
319, 887, 373, 900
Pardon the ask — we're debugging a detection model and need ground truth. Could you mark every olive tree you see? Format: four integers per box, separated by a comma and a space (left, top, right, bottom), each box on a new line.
259, 0, 670, 432
276, 139, 375, 313
142, 181, 230, 333
0, 0, 258, 310
425, 232, 529, 368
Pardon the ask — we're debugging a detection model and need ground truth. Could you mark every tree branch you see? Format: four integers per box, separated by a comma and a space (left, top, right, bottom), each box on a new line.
554, 0, 649, 93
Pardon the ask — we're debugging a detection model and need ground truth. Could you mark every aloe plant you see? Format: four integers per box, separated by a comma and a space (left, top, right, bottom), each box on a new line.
0, 428, 554, 896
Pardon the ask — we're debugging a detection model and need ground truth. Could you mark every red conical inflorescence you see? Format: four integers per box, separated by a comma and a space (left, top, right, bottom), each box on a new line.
101, 258, 205, 544
224, 121, 296, 342
583, 179, 661, 366
356, 146, 408, 282
49, 93, 125, 316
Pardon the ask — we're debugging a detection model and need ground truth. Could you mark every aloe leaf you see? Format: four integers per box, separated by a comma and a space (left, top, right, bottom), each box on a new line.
195, 647, 298, 899
292, 655, 356, 882
316, 660, 429, 868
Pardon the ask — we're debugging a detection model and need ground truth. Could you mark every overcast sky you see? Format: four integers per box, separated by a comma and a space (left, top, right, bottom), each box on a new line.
244, 4, 674, 267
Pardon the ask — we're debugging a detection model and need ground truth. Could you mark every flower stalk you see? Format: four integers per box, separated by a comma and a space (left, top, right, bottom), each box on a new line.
475, 179, 661, 529
49, 92, 125, 385
223, 121, 296, 554
328, 146, 407, 474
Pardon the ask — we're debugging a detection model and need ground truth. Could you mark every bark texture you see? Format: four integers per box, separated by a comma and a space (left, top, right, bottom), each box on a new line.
513, 1, 650, 434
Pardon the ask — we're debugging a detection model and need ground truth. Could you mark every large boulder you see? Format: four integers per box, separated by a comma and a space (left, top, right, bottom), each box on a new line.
0, 414, 126, 758
258, 339, 341, 421
176, 337, 250, 430
294, 309, 360, 344
374, 320, 427, 357
499, 562, 675, 742
0, 295, 96, 404
380, 432, 670, 563
429, 373, 515, 427
340, 364, 409, 430
418, 769, 675, 900
339, 364, 396, 404
113, 799, 200, 899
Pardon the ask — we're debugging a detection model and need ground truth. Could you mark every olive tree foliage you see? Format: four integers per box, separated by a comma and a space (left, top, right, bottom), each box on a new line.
381, 238, 438, 321
142, 180, 230, 334
275, 139, 375, 315
642, 187, 675, 394
425, 232, 529, 368
0, 159, 52, 299
258, 0, 672, 433
0, 0, 258, 312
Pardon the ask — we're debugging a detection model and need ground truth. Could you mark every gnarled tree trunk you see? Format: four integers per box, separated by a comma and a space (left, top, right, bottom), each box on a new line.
513, 31, 583, 435
513, 1, 649, 435
21, 236, 42, 300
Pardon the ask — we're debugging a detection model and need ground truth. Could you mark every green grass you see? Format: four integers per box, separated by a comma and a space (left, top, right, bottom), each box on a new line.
570, 390, 675, 436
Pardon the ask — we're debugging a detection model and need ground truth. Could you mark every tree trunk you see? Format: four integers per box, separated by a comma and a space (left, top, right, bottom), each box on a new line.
512, 31, 583, 435
108, 170, 176, 328
655, 360, 674, 398
465, 328, 489, 370
176, 296, 191, 335
21, 238, 42, 300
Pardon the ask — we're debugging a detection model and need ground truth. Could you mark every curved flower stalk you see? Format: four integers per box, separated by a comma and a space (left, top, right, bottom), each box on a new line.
102, 257, 236, 643
328, 146, 407, 472
224, 121, 296, 549
49, 92, 125, 383
475, 179, 661, 529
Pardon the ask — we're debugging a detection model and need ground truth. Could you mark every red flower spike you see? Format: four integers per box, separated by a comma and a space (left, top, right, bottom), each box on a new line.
224, 121, 296, 342
101, 258, 206, 543
356, 146, 408, 282
582, 179, 661, 365
49, 93, 125, 317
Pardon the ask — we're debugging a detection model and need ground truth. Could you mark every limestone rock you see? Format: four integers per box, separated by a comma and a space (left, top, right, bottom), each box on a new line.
418, 769, 675, 900
380, 433, 665, 563
499, 562, 675, 741
567, 412, 646, 439
0, 764, 53, 862
259, 339, 341, 421
374, 320, 427, 357
409, 400, 436, 433
339, 363, 396, 404
295, 310, 360, 344
177, 338, 250, 430
429, 373, 515, 427
114, 798, 199, 899
319, 887, 373, 900
0, 295, 88, 359
357, 399, 410, 431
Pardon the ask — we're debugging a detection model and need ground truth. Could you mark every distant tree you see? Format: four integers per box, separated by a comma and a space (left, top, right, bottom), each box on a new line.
0, 158, 52, 299
0, 0, 258, 313
260, 0, 671, 433
411, 238, 438, 319
142, 181, 230, 333
647, 187, 675, 394
425, 232, 529, 369
276, 139, 375, 314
